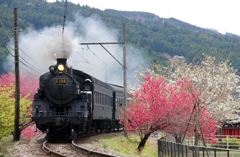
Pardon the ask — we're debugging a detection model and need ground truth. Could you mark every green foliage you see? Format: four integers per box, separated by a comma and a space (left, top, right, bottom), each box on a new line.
218, 137, 240, 149
0, 86, 15, 138
102, 144, 107, 149
0, 85, 32, 139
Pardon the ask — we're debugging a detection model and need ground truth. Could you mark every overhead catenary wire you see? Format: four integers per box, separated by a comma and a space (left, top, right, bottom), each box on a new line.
86, 45, 112, 68
77, 51, 90, 64
62, 0, 68, 35
61, 0, 68, 58
77, 51, 106, 70
77, 48, 122, 77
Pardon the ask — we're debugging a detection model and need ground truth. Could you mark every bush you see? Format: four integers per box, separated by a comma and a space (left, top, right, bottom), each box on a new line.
217, 137, 240, 149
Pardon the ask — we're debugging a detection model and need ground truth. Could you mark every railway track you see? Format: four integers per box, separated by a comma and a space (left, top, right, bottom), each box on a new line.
42, 140, 89, 157
41, 131, 123, 157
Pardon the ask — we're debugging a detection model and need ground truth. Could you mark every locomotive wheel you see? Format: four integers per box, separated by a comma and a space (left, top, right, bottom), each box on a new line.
71, 129, 77, 139
94, 122, 98, 133
117, 123, 120, 131
100, 121, 104, 132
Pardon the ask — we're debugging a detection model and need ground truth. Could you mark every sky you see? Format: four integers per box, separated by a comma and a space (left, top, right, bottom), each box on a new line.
47, 0, 240, 36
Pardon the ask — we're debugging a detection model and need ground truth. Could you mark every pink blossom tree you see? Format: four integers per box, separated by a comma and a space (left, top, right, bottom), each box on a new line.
120, 75, 205, 151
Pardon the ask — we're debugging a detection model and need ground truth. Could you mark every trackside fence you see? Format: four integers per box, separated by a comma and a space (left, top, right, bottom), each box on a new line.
158, 140, 240, 157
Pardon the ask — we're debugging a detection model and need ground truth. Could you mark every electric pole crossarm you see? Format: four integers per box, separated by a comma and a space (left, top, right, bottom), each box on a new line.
80, 42, 124, 45
99, 44, 123, 67
79, 42, 125, 67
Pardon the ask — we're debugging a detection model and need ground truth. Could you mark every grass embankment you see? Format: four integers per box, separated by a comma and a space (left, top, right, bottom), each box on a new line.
92, 132, 158, 157
0, 135, 13, 157
0, 135, 29, 157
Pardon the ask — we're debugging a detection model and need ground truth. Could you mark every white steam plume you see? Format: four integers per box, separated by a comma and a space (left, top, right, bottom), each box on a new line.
3, 14, 147, 86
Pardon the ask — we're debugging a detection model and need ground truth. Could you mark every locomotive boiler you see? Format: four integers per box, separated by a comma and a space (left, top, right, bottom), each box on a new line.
32, 58, 124, 140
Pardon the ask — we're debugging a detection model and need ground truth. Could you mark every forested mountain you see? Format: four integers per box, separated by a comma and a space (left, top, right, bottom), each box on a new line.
1, 0, 240, 75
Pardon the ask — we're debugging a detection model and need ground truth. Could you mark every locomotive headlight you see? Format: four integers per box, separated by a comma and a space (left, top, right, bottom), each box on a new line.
58, 64, 65, 72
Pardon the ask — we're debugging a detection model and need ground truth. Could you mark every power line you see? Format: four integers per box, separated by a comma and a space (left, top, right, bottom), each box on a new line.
0, 19, 12, 40
1, 33, 43, 73
0, 34, 14, 57
19, 66, 39, 77
19, 59, 39, 74
0, 19, 44, 73
0, 34, 40, 75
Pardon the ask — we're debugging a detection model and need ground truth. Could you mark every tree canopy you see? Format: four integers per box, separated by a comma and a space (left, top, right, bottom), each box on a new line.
0, 73, 38, 139
121, 74, 218, 151
123, 54, 239, 151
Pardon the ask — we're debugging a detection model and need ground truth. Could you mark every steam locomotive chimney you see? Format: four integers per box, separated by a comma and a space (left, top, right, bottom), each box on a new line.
57, 58, 67, 66
56, 58, 73, 74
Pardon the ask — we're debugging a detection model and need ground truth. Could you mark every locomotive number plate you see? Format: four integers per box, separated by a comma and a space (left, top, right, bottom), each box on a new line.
55, 78, 67, 85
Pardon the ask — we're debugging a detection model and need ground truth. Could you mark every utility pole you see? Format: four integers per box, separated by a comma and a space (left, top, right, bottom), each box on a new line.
13, 8, 20, 141
122, 24, 128, 137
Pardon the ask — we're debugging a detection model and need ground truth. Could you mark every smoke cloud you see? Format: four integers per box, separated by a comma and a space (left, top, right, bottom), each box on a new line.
3, 13, 147, 86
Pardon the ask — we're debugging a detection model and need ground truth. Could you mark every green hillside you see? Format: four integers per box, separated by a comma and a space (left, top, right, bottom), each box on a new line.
0, 0, 240, 75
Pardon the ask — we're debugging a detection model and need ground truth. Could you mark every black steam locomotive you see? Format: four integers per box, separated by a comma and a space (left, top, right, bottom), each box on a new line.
32, 58, 124, 140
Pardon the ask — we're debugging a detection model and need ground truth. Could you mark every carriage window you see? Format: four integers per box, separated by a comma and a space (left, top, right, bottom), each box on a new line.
119, 99, 122, 107
104, 95, 106, 106
98, 92, 100, 104
109, 96, 112, 106
101, 93, 105, 105
117, 98, 120, 107
94, 92, 97, 104
110, 96, 112, 106
94, 91, 96, 104
103, 94, 105, 105
107, 95, 110, 106
111, 98, 113, 107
